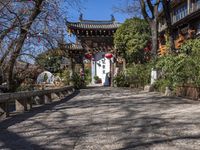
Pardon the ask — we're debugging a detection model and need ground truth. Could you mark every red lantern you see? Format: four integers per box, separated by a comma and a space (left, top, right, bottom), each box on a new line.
105, 53, 113, 59
85, 53, 92, 59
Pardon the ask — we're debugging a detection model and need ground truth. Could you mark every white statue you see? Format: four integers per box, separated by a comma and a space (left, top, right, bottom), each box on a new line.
37, 71, 55, 84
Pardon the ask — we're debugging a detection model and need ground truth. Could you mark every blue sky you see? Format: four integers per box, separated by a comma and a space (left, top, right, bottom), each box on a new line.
68, 0, 130, 23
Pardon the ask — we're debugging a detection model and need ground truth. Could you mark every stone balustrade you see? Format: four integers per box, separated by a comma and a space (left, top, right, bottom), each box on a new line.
176, 85, 200, 100
0, 86, 74, 120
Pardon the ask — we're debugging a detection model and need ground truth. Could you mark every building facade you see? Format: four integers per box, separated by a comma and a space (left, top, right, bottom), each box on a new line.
158, 0, 200, 55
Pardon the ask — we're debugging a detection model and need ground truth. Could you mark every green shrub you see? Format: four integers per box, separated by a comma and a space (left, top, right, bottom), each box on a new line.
94, 75, 99, 81
113, 72, 129, 87
126, 63, 152, 87
16, 84, 34, 92
154, 39, 200, 91
180, 39, 200, 56
113, 63, 152, 88
154, 79, 171, 93
55, 70, 70, 85
84, 68, 92, 85
70, 72, 86, 89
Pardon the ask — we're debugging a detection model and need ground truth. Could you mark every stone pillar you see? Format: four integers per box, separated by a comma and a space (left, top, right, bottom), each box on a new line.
81, 61, 85, 80
15, 99, 27, 112
27, 97, 33, 110
69, 88, 74, 94
0, 102, 9, 120
113, 60, 117, 87
110, 59, 114, 87
188, 0, 191, 13
34, 96, 44, 105
44, 94, 52, 104
69, 58, 75, 86
94, 54, 97, 76
58, 92, 64, 99
151, 68, 158, 85
62, 91, 68, 97
51, 93, 60, 101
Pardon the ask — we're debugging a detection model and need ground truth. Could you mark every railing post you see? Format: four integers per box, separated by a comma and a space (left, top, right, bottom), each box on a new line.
51, 93, 60, 101
0, 101, 9, 120
15, 99, 27, 112
44, 94, 52, 104
62, 91, 67, 96
33, 96, 44, 105
58, 92, 64, 99
27, 97, 33, 110
69, 87, 75, 93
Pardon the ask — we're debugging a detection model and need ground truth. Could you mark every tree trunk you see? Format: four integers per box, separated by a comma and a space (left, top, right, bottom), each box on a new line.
168, 30, 175, 52
150, 21, 158, 58
162, 0, 175, 52
0, 39, 16, 66
7, 0, 43, 91
139, 0, 160, 58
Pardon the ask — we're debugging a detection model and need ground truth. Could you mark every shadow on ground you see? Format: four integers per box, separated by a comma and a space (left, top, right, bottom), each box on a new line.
1, 87, 200, 150
0, 90, 80, 150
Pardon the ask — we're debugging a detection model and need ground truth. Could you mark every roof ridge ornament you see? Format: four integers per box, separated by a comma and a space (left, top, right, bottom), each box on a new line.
111, 14, 115, 22
79, 13, 83, 22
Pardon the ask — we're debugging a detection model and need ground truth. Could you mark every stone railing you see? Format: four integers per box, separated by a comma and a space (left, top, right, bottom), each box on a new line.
0, 86, 75, 120
176, 85, 200, 100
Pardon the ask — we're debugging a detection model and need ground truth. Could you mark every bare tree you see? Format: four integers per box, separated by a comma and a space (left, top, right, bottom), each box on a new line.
0, 0, 83, 91
113, 0, 142, 18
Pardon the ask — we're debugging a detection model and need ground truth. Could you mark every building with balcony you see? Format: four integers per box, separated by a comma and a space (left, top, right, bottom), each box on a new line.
158, 0, 200, 55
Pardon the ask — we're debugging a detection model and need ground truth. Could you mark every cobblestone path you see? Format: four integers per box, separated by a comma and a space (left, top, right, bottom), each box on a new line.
1, 87, 200, 150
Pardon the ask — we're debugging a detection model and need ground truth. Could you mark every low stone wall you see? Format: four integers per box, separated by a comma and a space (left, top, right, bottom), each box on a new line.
176, 85, 199, 100
0, 86, 75, 120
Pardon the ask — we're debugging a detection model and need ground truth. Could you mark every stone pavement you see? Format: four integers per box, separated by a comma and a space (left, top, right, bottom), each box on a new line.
1, 87, 200, 150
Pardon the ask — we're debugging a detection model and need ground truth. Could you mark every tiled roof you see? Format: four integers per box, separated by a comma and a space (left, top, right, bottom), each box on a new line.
66, 20, 120, 30
66, 43, 83, 50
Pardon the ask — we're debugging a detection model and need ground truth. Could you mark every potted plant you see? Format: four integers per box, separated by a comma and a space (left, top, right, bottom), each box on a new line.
94, 75, 100, 84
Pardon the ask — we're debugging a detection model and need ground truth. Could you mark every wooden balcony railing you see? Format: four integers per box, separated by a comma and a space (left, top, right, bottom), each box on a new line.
172, 3, 200, 24
159, 2, 200, 31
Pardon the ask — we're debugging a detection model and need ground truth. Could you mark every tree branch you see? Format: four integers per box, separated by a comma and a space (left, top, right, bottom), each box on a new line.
139, 0, 151, 22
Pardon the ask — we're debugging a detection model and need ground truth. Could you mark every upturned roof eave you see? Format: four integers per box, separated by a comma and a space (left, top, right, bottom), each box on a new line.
66, 21, 121, 30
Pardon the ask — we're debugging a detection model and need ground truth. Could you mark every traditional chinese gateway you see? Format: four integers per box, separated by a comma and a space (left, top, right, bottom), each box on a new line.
66, 15, 121, 86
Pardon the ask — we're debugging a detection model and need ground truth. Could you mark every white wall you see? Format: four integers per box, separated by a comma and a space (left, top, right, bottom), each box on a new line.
91, 52, 110, 86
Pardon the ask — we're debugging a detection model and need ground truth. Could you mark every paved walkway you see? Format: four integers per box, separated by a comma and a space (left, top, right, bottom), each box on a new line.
1, 87, 200, 150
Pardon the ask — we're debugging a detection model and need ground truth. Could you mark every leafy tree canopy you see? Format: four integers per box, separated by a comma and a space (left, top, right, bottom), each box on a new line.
35, 49, 63, 73
114, 17, 151, 63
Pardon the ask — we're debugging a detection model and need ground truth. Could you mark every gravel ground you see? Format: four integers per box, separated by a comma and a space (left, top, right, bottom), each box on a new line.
1, 87, 200, 150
